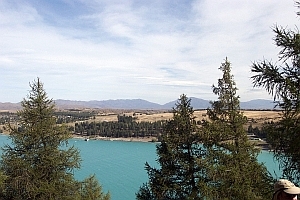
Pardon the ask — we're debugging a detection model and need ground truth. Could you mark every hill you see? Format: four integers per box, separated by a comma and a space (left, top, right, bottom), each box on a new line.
0, 98, 276, 111
55, 98, 275, 110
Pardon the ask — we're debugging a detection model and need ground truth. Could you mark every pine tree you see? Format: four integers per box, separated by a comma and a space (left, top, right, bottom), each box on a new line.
199, 58, 273, 199
0, 78, 110, 200
251, 3, 300, 182
80, 175, 110, 200
136, 94, 206, 200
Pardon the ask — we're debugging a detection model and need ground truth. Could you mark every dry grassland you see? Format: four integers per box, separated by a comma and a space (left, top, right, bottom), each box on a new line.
0, 110, 282, 146
92, 110, 281, 128
0, 110, 282, 133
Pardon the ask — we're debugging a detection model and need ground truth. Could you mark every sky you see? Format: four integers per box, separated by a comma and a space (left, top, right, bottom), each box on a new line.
0, 0, 299, 104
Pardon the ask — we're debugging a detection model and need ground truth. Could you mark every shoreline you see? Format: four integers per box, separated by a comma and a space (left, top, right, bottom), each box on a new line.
72, 134, 158, 143
1, 133, 270, 150
0, 132, 157, 143
0, 132, 158, 143
72, 135, 271, 151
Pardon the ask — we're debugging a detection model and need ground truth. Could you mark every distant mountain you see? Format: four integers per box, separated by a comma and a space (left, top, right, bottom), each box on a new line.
240, 99, 275, 110
0, 102, 21, 111
162, 97, 211, 109
0, 98, 276, 111
54, 99, 162, 110
54, 98, 276, 110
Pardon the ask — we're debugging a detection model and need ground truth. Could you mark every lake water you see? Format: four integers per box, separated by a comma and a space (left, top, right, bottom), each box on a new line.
0, 135, 280, 200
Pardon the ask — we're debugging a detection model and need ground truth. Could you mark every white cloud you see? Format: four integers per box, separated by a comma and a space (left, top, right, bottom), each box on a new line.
0, 0, 298, 104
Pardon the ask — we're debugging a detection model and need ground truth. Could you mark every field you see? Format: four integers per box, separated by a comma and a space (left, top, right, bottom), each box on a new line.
81, 109, 280, 146
0, 109, 282, 147
93, 110, 281, 126
1, 109, 282, 135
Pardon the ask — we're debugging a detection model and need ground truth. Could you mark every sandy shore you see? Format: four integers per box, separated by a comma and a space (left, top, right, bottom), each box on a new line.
72, 134, 158, 143
72, 135, 270, 150
0, 132, 158, 143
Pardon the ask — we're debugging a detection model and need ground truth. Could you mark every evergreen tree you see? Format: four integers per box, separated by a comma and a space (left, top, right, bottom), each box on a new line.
251, 3, 300, 182
80, 175, 110, 200
0, 78, 109, 200
199, 58, 273, 199
136, 94, 206, 200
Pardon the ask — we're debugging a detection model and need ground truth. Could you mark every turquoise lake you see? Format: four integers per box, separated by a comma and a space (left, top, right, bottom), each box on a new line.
0, 135, 281, 200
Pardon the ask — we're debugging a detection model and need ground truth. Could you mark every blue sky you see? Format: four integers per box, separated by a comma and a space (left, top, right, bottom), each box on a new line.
0, 0, 298, 104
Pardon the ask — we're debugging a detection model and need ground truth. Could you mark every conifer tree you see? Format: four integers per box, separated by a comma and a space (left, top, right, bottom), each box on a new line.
80, 175, 110, 200
199, 58, 273, 199
136, 94, 206, 200
251, 3, 300, 182
0, 78, 110, 200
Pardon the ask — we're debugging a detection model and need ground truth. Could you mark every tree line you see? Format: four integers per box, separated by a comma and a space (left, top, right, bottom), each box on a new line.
55, 111, 96, 124
74, 119, 166, 140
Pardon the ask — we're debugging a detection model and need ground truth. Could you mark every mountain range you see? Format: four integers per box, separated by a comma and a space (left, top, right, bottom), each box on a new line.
0, 98, 276, 111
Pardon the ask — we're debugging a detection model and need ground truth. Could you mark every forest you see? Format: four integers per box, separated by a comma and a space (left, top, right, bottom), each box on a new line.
74, 116, 165, 140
